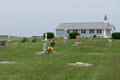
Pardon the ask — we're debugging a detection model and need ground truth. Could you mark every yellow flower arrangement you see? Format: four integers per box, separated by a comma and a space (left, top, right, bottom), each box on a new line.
50, 41, 55, 43
46, 46, 53, 51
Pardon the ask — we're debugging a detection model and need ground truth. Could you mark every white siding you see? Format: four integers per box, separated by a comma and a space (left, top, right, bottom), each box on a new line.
56, 29, 64, 36
56, 29, 104, 37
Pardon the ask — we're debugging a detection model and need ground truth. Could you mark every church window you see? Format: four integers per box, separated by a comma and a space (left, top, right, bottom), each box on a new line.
97, 30, 101, 33
67, 30, 70, 33
81, 30, 86, 34
89, 30, 94, 33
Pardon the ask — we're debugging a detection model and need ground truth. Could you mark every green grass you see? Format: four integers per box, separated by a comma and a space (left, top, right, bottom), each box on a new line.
0, 37, 120, 80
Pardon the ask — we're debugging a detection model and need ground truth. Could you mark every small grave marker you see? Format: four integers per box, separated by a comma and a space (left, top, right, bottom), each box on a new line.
45, 34, 47, 41
36, 43, 48, 55
0, 61, 8, 64
14, 43, 18, 44
63, 29, 68, 43
7, 35, 11, 41
0, 41, 6, 47
43, 34, 48, 42
74, 35, 81, 44
108, 39, 112, 43
68, 62, 92, 66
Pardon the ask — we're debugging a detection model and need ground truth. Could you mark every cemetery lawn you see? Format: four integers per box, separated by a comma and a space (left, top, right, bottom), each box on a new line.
0, 37, 120, 80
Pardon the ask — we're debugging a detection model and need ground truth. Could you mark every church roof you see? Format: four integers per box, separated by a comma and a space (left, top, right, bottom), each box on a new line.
55, 22, 109, 30
106, 25, 115, 30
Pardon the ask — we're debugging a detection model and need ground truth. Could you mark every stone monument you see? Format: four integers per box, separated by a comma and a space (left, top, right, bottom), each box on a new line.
63, 29, 68, 43
74, 35, 81, 44
43, 34, 48, 42
36, 43, 48, 55
45, 34, 47, 41
7, 35, 11, 41
0, 41, 6, 47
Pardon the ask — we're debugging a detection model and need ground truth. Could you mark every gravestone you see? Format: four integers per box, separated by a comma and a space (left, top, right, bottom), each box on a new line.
63, 29, 68, 43
36, 43, 48, 55
0, 41, 6, 47
0, 61, 8, 64
76, 62, 84, 65
14, 43, 18, 44
89, 38, 91, 41
108, 39, 112, 43
7, 35, 11, 41
43, 34, 48, 42
45, 34, 47, 41
74, 35, 81, 44
76, 35, 80, 42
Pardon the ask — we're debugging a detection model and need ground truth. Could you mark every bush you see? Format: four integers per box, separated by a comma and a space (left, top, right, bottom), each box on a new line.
112, 32, 120, 39
69, 32, 80, 39
43, 32, 55, 39
32, 39, 36, 42
21, 39, 28, 43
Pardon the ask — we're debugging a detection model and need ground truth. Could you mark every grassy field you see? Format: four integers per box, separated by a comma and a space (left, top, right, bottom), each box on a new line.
0, 37, 120, 80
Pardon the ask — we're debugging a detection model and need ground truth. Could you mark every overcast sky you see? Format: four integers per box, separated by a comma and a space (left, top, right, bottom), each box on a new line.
0, 0, 120, 37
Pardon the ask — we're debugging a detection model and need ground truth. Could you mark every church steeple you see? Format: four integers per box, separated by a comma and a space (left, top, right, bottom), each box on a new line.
104, 14, 108, 23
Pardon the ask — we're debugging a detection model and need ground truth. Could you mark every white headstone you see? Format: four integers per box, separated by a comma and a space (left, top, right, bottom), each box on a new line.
36, 43, 48, 55
108, 39, 112, 42
7, 35, 11, 41
64, 29, 67, 37
43, 43, 48, 53
0, 61, 8, 64
45, 34, 47, 41
76, 62, 84, 65
63, 29, 68, 43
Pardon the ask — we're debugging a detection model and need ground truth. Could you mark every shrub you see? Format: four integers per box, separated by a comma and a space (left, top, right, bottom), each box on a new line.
43, 32, 55, 39
112, 32, 120, 39
69, 32, 80, 39
21, 39, 28, 43
32, 39, 36, 42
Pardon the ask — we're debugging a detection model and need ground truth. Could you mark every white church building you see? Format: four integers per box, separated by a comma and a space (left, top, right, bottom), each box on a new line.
55, 15, 115, 38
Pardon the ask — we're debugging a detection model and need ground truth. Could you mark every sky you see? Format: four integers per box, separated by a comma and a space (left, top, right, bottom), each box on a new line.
0, 0, 120, 37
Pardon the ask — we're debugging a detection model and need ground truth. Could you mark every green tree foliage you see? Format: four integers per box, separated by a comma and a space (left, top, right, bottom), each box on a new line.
43, 32, 55, 39
69, 32, 80, 39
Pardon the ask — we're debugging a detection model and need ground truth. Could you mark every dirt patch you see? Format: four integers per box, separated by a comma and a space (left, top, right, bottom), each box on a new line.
87, 53, 101, 55
8, 62, 16, 64
68, 63, 92, 66
71, 44, 78, 46
78, 47, 90, 49
78, 47, 84, 49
